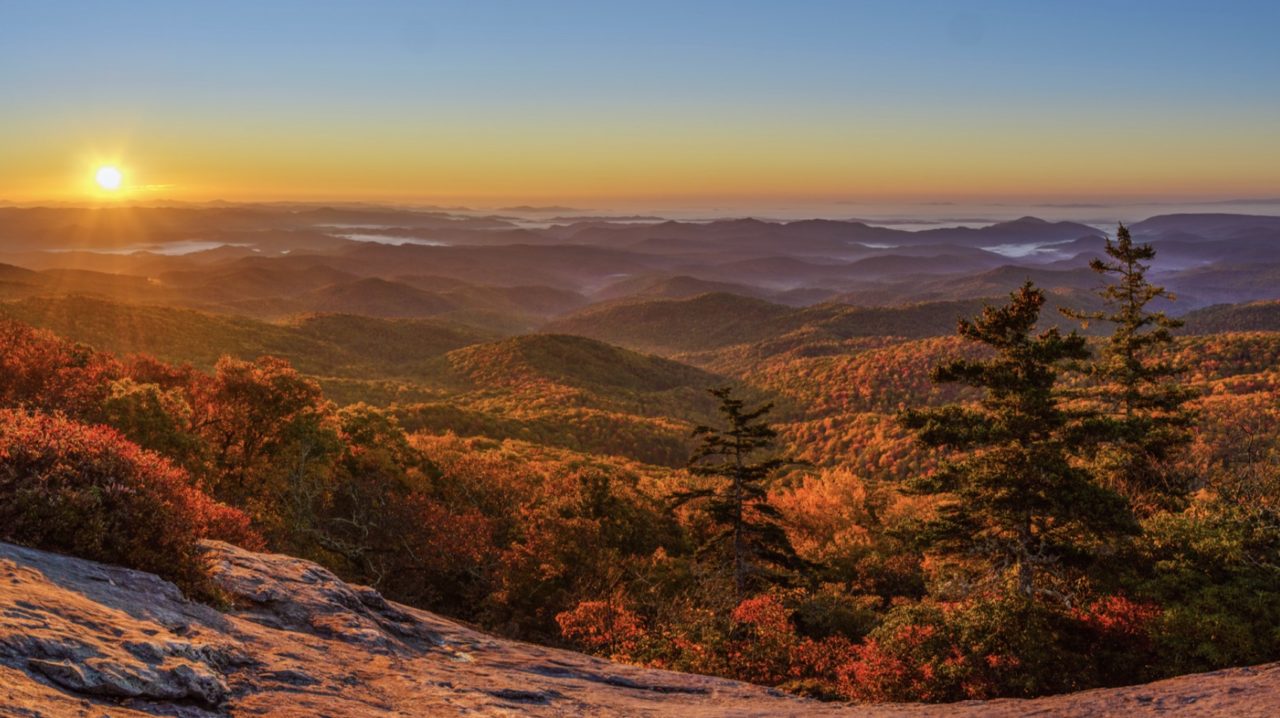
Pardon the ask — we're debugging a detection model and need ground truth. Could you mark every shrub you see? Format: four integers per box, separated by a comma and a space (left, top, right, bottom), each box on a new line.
557, 599, 647, 660
723, 593, 858, 695
841, 597, 1091, 701
1071, 594, 1163, 683
0, 409, 261, 594
727, 594, 802, 685
1136, 503, 1280, 676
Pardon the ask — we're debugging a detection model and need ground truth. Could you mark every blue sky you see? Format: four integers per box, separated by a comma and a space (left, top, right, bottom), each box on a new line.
3, 1, 1278, 204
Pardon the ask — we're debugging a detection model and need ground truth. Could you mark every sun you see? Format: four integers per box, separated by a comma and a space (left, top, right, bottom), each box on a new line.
95, 166, 123, 191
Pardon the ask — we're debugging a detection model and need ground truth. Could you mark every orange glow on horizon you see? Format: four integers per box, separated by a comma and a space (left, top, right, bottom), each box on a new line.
7, 116, 1279, 207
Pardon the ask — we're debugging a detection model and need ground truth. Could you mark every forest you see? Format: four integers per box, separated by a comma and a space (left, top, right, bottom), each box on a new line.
1, 223, 1278, 703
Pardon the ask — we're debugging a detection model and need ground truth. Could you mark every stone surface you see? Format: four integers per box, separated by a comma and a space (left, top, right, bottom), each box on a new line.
1, 540, 1277, 717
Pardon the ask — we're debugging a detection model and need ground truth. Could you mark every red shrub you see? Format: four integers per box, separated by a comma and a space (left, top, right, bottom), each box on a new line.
723, 594, 858, 695
412, 497, 495, 569
557, 599, 647, 659
728, 595, 802, 685
1073, 594, 1162, 638
1071, 594, 1164, 683
0, 409, 261, 593
841, 622, 954, 702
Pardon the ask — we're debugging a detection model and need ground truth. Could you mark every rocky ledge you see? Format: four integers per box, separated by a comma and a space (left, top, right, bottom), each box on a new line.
0, 540, 1277, 717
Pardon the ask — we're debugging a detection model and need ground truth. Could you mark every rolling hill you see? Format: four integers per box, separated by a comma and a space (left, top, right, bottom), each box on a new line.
544, 292, 993, 357
446, 333, 726, 397
1183, 300, 1280, 334
0, 295, 497, 382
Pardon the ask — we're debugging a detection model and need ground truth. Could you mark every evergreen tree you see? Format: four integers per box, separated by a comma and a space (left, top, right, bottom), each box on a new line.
1064, 223, 1198, 509
674, 387, 803, 600
901, 282, 1136, 600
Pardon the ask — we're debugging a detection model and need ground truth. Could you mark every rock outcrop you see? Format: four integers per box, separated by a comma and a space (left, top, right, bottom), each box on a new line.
1, 540, 1277, 717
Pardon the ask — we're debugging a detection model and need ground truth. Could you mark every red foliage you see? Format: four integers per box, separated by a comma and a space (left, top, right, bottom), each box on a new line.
411, 496, 496, 574
727, 595, 801, 685
1071, 594, 1163, 680
0, 409, 260, 593
1073, 594, 1162, 639
841, 624, 953, 702
557, 599, 647, 659
0, 320, 122, 419
722, 594, 857, 693
836, 599, 1089, 702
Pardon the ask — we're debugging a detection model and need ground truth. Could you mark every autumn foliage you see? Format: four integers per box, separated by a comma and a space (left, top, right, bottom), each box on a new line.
556, 600, 647, 659
0, 408, 259, 593
0, 231, 1278, 707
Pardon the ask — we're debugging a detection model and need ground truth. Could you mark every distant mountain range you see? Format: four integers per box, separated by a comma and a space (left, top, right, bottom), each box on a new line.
0, 208, 1275, 333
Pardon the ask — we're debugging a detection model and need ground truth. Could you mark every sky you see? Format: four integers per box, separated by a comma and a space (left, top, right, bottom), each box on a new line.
3, 0, 1279, 209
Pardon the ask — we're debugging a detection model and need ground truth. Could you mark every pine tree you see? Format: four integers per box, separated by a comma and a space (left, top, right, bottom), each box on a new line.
901, 282, 1136, 601
1064, 223, 1198, 509
674, 387, 803, 600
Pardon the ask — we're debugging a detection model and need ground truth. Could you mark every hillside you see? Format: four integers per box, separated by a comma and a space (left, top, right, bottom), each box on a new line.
447, 333, 725, 396
0, 297, 730, 464
397, 334, 739, 465
0, 295, 497, 382
293, 277, 460, 318
544, 293, 795, 354
593, 274, 774, 302
544, 293, 991, 357
1184, 300, 1280, 334
3, 540, 1278, 718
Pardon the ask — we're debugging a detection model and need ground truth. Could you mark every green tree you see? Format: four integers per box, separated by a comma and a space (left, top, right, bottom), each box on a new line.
674, 387, 803, 600
301, 404, 430, 581
100, 377, 205, 474
1064, 223, 1198, 509
901, 282, 1136, 600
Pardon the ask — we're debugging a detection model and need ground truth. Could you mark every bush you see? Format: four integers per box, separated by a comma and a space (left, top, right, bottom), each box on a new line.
724, 593, 858, 695
1135, 503, 1280, 675
557, 599, 647, 660
842, 597, 1092, 701
0, 409, 261, 594
1071, 594, 1163, 684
